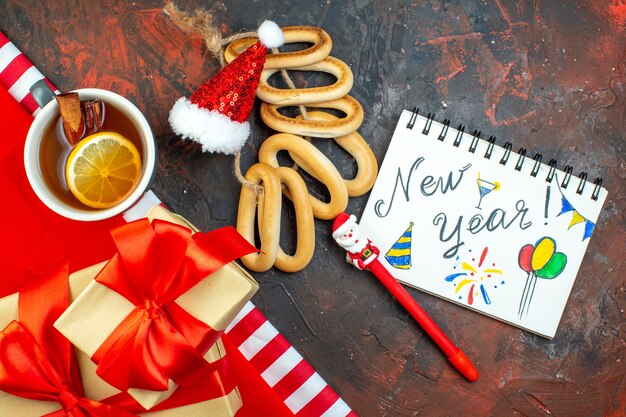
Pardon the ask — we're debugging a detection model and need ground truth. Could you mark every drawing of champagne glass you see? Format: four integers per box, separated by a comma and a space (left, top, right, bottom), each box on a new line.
517, 237, 567, 318
475, 172, 500, 210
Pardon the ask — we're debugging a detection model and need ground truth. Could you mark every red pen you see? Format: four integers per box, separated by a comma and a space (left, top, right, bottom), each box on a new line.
332, 213, 479, 382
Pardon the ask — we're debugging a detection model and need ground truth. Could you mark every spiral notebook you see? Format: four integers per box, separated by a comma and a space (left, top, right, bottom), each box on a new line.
360, 109, 608, 338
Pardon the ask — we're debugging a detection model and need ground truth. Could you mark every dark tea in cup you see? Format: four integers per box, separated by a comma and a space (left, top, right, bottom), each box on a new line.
39, 101, 144, 210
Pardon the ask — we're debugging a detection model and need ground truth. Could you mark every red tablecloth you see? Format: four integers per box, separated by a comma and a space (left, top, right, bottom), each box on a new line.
0, 29, 356, 417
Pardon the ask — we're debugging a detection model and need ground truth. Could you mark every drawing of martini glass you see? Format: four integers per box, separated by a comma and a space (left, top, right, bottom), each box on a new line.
476, 172, 500, 210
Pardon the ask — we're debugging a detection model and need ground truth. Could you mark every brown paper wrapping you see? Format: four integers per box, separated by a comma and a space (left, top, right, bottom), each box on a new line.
1, 206, 253, 415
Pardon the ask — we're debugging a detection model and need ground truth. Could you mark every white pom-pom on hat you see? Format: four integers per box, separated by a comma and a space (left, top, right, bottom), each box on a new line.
258, 20, 284, 48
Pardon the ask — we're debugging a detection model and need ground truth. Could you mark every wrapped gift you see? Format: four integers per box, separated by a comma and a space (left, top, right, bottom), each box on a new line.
54, 206, 259, 410
0, 259, 243, 417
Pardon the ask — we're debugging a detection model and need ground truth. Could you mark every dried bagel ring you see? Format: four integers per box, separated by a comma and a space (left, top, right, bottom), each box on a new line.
289, 111, 378, 197
258, 133, 348, 220
269, 167, 315, 272
257, 56, 354, 105
237, 163, 282, 272
225, 26, 332, 69
260, 96, 364, 138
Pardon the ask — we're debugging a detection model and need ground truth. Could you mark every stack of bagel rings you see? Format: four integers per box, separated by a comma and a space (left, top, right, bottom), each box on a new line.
224, 25, 378, 273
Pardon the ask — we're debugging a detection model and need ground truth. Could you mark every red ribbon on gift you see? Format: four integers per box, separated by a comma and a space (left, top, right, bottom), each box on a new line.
90, 219, 256, 392
0, 260, 138, 417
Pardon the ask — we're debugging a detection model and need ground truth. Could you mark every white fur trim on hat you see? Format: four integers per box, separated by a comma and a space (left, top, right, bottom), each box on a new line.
258, 20, 284, 49
169, 97, 250, 155
332, 214, 357, 240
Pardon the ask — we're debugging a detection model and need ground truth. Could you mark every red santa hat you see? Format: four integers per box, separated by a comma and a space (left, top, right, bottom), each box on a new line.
169, 20, 284, 155
332, 213, 358, 240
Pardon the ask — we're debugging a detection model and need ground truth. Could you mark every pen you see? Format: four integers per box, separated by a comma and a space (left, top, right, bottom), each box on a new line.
332, 213, 479, 382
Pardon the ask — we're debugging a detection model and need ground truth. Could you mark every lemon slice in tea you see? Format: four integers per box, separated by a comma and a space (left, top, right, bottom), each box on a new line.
66, 131, 142, 209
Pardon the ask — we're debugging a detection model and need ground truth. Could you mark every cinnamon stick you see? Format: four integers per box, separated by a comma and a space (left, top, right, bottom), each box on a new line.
55, 92, 85, 146
55, 94, 107, 146
82, 99, 105, 136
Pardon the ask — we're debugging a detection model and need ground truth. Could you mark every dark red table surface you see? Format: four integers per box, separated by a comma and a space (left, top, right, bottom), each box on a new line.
2, 1, 624, 416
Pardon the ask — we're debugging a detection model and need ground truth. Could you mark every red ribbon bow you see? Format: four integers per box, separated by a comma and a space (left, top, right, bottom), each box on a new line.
91, 219, 256, 392
0, 260, 138, 417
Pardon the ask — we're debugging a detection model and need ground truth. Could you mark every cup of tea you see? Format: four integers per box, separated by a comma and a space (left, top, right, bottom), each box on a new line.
24, 85, 157, 221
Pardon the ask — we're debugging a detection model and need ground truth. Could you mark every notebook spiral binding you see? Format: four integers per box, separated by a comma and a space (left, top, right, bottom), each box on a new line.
407, 107, 603, 201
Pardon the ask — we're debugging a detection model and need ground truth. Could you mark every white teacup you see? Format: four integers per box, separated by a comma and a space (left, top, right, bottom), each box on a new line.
24, 87, 156, 221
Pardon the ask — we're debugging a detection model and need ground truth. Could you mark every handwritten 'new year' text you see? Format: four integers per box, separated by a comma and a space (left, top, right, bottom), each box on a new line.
433, 199, 532, 258
374, 156, 471, 217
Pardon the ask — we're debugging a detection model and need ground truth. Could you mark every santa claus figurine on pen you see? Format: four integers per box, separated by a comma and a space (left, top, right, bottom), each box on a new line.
332, 213, 380, 270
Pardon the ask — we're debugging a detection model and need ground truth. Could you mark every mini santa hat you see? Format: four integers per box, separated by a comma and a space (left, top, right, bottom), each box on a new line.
169, 20, 284, 155
332, 213, 358, 240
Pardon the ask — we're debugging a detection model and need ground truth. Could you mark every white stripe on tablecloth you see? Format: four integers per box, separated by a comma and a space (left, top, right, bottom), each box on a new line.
8, 66, 43, 101
320, 398, 353, 417
122, 190, 161, 222
261, 346, 303, 387
225, 301, 255, 333
238, 320, 279, 360
285, 372, 327, 413
0, 42, 20, 73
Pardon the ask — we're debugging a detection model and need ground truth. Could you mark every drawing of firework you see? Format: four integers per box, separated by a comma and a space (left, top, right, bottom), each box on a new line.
445, 247, 503, 306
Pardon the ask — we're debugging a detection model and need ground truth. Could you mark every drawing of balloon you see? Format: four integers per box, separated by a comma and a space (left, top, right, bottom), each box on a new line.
517, 237, 567, 318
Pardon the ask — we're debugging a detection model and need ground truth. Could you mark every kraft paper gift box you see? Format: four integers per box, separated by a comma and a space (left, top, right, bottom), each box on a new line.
54, 205, 259, 410
0, 260, 244, 417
